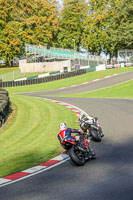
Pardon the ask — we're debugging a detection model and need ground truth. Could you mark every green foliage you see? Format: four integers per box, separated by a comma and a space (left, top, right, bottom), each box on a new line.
0, 0, 132, 65
83, 0, 133, 57
57, 0, 88, 50
0, 0, 59, 66
20, 0, 59, 47
109, 0, 133, 50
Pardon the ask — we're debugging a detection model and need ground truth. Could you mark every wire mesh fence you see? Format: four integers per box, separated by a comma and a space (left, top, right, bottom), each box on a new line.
0, 69, 42, 81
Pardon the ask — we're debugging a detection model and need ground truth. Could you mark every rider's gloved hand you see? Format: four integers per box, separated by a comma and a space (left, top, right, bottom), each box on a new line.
79, 129, 84, 134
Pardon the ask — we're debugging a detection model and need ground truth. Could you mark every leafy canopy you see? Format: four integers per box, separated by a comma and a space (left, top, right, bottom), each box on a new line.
83, 0, 133, 57
57, 0, 88, 50
0, 0, 59, 66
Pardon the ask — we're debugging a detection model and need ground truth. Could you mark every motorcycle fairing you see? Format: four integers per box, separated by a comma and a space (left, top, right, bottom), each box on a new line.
62, 135, 76, 145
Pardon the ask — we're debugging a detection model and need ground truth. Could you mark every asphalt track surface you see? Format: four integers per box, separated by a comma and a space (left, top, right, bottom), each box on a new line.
0, 71, 133, 200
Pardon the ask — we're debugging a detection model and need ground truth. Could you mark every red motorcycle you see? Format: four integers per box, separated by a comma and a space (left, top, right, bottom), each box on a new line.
61, 133, 96, 166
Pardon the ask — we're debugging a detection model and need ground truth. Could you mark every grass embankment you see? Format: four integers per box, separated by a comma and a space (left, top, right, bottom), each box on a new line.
55, 80, 133, 99
7, 67, 133, 94
1, 67, 133, 177
0, 94, 78, 177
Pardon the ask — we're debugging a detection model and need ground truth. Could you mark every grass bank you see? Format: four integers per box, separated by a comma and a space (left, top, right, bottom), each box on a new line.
55, 80, 133, 99
0, 94, 78, 177
1, 67, 133, 177
6, 67, 133, 94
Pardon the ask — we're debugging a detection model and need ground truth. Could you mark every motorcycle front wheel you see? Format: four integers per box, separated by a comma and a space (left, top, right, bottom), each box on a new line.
90, 128, 102, 142
69, 147, 85, 166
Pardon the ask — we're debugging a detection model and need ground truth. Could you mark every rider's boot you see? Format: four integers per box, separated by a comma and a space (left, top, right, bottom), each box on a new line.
88, 148, 96, 159
100, 128, 104, 137
101, 131, 104, 137
85, 152, 90, 160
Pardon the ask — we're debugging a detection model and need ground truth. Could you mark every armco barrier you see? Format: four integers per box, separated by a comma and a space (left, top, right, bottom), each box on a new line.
0, 87, 10, 127
113, 64, 121, 68
105, 65, 114, 69
125, 63, 132, 67
2, 69, 86, 88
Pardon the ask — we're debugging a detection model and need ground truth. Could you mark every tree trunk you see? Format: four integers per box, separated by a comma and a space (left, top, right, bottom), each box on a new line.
5, 57, 13, 67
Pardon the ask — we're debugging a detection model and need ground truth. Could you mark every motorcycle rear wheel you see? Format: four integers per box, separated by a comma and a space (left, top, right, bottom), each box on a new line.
69, 147, 85, 166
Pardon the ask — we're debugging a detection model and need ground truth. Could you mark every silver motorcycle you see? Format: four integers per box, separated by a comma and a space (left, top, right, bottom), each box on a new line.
78, 112, 104, 142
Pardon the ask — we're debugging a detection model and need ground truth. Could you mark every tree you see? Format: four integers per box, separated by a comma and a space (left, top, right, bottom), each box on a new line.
0, 0, 23, 66
57, 0, 88, 50
83, 0, 133, 58
20, 0, 59, 47
100, 0, 133, 57
108, 0, 133, 50
83, 0, 116, 56
0, 0, 59, 66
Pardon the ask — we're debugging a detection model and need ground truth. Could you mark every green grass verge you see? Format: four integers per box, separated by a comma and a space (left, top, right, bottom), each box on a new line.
6, 67, 133, 94
0, 94, 78, 177
55, 80, 133, 99
1, 67, 133, 177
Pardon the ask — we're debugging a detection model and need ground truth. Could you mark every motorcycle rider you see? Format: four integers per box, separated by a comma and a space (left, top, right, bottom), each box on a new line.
58, 122, 96, 159
78, 113, 104, 137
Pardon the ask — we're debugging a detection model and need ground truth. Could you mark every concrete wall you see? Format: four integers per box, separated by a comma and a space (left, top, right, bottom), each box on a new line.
19, 56, 105, 73
19, 59, 71, 73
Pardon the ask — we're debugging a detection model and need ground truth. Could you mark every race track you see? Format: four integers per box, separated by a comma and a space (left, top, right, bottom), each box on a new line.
0, 71, 133, 200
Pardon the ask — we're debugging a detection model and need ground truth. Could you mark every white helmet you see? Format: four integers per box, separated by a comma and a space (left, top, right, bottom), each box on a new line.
60, 122, 68, 130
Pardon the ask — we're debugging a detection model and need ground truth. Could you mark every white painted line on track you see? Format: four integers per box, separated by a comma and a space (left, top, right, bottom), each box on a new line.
0, 96, 89, 188
0, 178, 11, 184
4, 71, 133, 187
80, 82, 89, 85
0, 157, 70, 188
59, 87, 66, 89
13, 71, 132, 95
51, 154, 68, 161
70, 85, 77, 87
84, 78, 133, 93
103, 76, 111, 78
22, 166, 47, 174
92, 79, 99, 82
